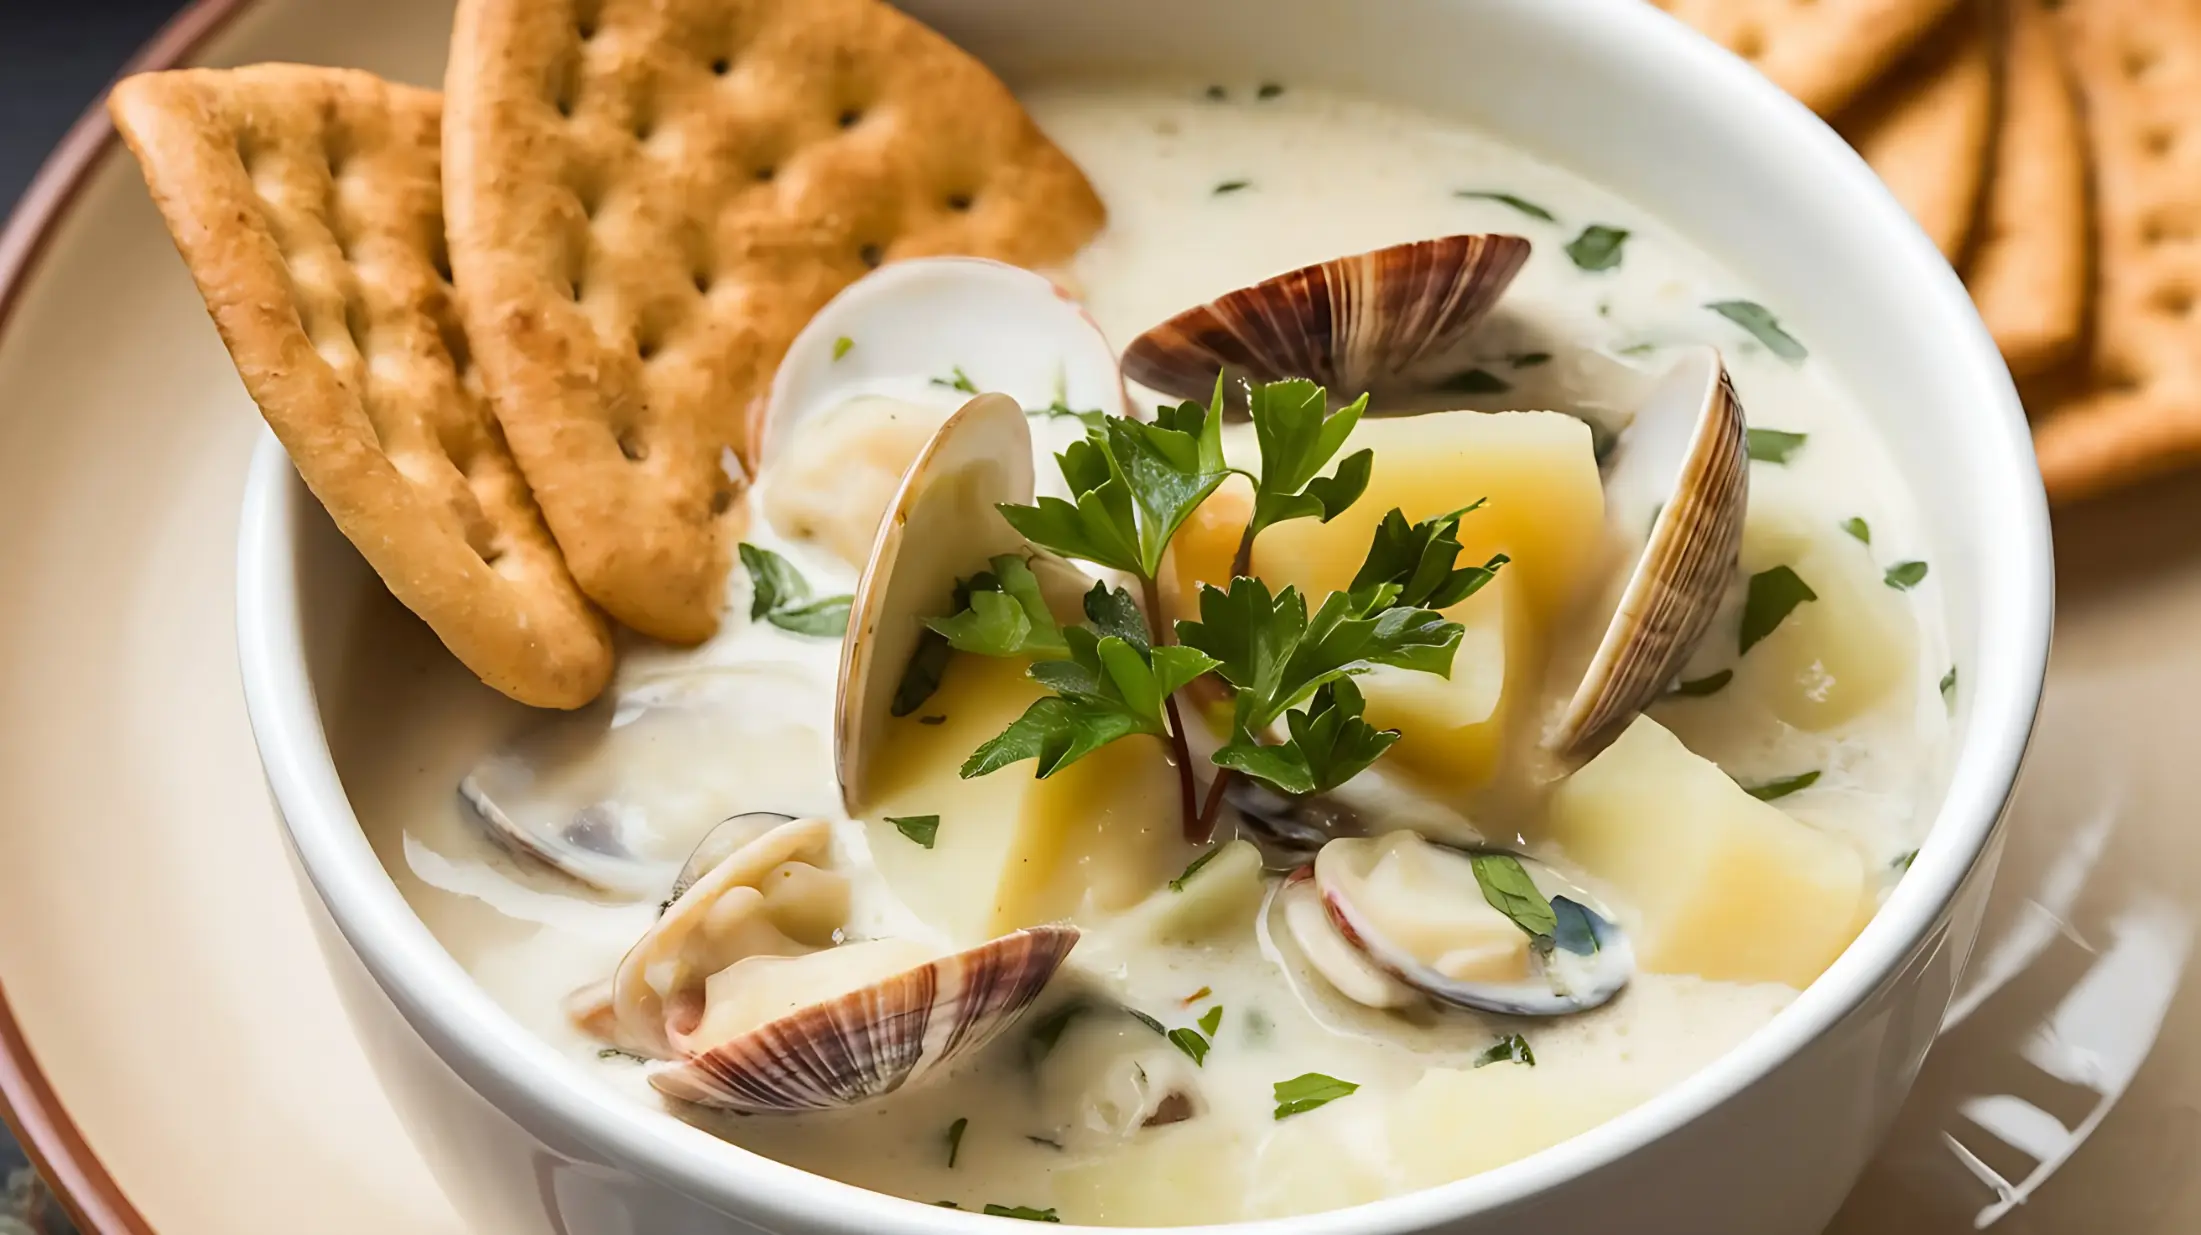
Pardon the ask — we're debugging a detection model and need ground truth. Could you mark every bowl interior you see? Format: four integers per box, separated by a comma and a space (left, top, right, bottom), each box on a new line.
238, 1, 2051, 1231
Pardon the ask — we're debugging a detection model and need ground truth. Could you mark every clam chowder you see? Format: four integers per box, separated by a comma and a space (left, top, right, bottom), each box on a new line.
343, 81, 1950, 1225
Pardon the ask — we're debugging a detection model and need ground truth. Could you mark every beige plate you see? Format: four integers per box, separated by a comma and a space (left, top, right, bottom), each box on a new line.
0, 1, 2198, 1231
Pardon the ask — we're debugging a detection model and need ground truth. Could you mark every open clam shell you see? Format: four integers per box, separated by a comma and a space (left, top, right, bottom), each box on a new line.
1120, 234, 1531, 408
754, 257, 1127, 469
835, 393, 1036, 813
650, 924, 1079, 1114
1552, 346, 1748, 755
1276, 866, 1417, 1010
1314, 833, 1633, 1018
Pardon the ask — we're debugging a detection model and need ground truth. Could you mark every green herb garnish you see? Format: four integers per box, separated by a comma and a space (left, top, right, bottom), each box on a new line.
1198, 1005, 1224, 1035
739, 543, 852, 637
1455, 190, 1556, 222
1470, 852, 1558, 937
1940, 666, 1957, 708
1352, 504, 1508, 611
1746, 428, 1807, 464
1842, 517, 1871, 544
926, 556, 1070, 660
1549, 896, 1602, 956
1565, 224, 1629, 272
1707, 300, 1807, 361
1740, 565, 1817, 654
1672, 669, 1732, 698
1032, 397, 1106, 430
1437, 367, 1510, 395
1618, 341, 1661, 357
945, 1117, 968, 1168
1508, 351, 1552, 368
1257, 82, 1285, 99
1273, 1072, 1360, 1119
919, 714, 947, 725
982, 1205, 1060, 1222
1204, 84, 1227, 101
1126, 1009, 1167, 1037
597, 1047, 648, 1063
832, 335, 853, 361
889, 814, 940, 849
1745, 770, 1820, 801
1167, 1027, 1211, 1066
1884, 560, 1929, 590
1214, 179, 1251, 195
1170, 847, 1222, 891
932, 365, 978, 393
892, 632, 953, 717
1473, 1034, 1536, 1068
1894, 849, 1918, 873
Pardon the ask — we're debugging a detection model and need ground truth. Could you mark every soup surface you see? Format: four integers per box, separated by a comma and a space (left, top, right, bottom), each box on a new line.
341, 79, 1951, 1225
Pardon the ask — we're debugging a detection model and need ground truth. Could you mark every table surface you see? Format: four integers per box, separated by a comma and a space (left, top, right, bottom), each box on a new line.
0, 10, 177, 1228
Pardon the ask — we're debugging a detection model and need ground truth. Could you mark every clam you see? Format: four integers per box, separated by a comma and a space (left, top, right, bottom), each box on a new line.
1276, 866, 1417, 1010
598, 813, 1078, 1113
834, 392, 1036, 813
1307, 832, 1633, 1017
1120, 234, 1531, 409
1550, 345, 1748, 755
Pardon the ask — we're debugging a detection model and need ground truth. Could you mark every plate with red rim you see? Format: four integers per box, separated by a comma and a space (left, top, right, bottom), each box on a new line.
0, 0, 2193, 1232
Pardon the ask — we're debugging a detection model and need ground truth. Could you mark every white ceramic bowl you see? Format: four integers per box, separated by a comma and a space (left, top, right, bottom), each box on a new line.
237, 0, 2052, 1231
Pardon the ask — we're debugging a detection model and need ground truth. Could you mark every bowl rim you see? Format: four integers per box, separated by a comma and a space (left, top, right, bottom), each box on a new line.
237, 2, 2053, 1232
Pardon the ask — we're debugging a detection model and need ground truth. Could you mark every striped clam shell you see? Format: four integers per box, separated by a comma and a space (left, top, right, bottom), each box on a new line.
1120, 234, 1531, 409
651, 924, 1080, 1114
1552, 347, 1749, 756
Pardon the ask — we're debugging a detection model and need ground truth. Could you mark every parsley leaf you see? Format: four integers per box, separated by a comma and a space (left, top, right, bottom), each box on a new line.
596, 1047, 648, 1063
1894, 849, 1918, 873
1348, 504, 1508, 612
1473, 1034, 1536, 1068
739, 543, 852, 637
889, 814, 940, 848
945, 1117, 968, 1168
925, 556, 1069, 659
1198, 1005, 1224, 1035
1167, 1027, 1211, 1066
1169, 847, 1222, 892
892, 632, 953, 717
999, 387, 1229, 581
1549, 896, 1603, 956
1243, 379, 1374, 548
933, 365, 978, 393
1032, 397, 1106, 430
1707, 300, 1808, 362
1565, 224, 1629, 272
982, 1205, 1060, 1222
963, 621, 1220, 780
1745, 770, 1820, 801
1884, 560, 1929, 590
1212, 677, 1399, 796
1214, 179, 1251, 195
1273, 1072, 1360, 1119
1126, 1009, 1167, 1036
832, 335, 853, 361
1940, 665, 1957, 709
1671, 669, 1732, 698
1455, 190, 1556, 222
1436, 367, 1511, 395
1740, 565, 1817, 654
1470, 852, 1557, 937
1746, 428, 1807, 464
1509, 351, 1553, 368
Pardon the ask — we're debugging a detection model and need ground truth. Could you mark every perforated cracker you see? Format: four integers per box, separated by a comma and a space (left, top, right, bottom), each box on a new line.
2032, 0, 2201, 501
1654, 0, 1963, 116
443, 0, 1107, 644
1964, 0, 2088, 379
1836, 1, 1995, 261
110, 66, 613, 708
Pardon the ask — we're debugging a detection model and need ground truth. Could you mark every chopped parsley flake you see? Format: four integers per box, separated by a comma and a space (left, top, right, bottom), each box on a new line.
596, 1047, 647, 1063
919, 714, 948, 725
888, 814, 940, 849
932, 365, 978, 394
1672, 669, 1733, 698
1894, 849, 1918, 873
1508, 351, 1553, 368
739, 543, 852, 637
982, 1205, 1060, 1222
1167, 1027, 1211, 1066
1204, 85, 1227, 101
1707, 300, 1807, 362
1745, 770, 1821, 801
1198, 1005, 1224, 1036
1473, 1034, 1536, 1068
1470, 852, 1557, 937
1214, 179, 1251, 195
1126, 1009, 1167, 1037
1746, 428, 1808, 464
1169, 847, 1222, 891
1940, 666, 1958, 708
1454, 190, 1556, 222
1565, 224, 1629, 272
1740, 565, 1817, 654
1884, 560, 1930, 590
1842, 517, 1871, 544
831, 335, 853, 361
945, 1117, 968, 1168
1257, 82, 1285, 99
1273, 1072, 1360, 1119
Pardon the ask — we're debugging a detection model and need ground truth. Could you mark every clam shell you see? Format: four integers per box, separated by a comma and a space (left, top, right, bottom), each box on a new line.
1314, 833, 1633, 1018
1120, 234, 1531, 407
1276, 866, 1418, 1010
754, 257, 1126, 469
1552, 346, 1748, 755
834, 393, 1036, 813
650, 924, 1079, 1113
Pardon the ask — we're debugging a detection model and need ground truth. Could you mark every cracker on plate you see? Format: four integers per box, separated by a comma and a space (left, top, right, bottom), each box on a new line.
443, 0, 1107, 644
110, 65, 613, 708
2032, 0, 2201, 502
1653, 0, 1963, 116
1836, 1, 1996, 262
1964, 0, 2089, 379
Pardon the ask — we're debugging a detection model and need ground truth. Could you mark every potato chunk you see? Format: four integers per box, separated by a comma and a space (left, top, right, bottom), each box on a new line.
866, 654, 1187, 943
1354, 570, 1522, 794
1122, 839, 1266, 944
1543, 716, 1868, 988
1732, 489, 1917, 730
1388, 1060, 1650, 1189
1053, 1122, 1248, 1226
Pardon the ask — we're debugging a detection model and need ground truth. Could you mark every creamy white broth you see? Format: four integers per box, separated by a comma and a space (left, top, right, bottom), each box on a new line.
341, 79, 1950, 1225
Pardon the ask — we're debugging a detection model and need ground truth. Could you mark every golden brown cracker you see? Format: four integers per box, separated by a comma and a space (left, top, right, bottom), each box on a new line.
109, 66, 613, 708
1964, 0, 2089, 379
1837, 2, 1996, 261
1654, 0, 1964, 116
442, 0, 1107, 644
2032, 0, 2201, 501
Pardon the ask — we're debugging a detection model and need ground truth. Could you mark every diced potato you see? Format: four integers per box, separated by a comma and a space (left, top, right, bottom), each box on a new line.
866, 654, 1188, 943
1388, 1060, 1650, 1190
1732, 489, 1916, 731
1159, 474, 1254, 626
1053, 1122, 1249, 1227
761, 395, 953, 569
1542, 716, 1869, 988
1355, 571, 1524, 794
1122, 840, 1267, 944
1251, 411, 1608, 626
1245, 1107, 1393, 1218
